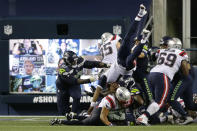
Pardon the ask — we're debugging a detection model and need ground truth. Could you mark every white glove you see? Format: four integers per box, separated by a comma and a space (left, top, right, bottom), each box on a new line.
89, 76, 98, 82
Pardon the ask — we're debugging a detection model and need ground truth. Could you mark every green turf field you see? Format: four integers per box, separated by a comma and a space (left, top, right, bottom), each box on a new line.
0, 116, 197, 131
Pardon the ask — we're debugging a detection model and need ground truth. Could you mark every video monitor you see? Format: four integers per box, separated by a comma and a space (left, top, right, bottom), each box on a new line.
9, 39, 101, 94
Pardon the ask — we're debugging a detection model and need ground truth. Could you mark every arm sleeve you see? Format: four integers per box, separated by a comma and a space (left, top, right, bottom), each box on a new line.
59, 70, 91, 85
58, 62, 92, 85
83, 60, 108, 69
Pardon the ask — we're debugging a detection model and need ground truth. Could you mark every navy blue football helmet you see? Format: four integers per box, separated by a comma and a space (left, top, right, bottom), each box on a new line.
159, 36, 172, 45
159, 36, 175, 48
63, 51, 78, 67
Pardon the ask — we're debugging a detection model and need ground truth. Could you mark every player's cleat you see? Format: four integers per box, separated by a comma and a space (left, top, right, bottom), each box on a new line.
136, 114, 150, 126
50, 118, 61, 126
137, 4, 147, 18
167, 115, 175, 124
179, 116, 193, 125
66, 112, 78, 121
65, 113, 71, 120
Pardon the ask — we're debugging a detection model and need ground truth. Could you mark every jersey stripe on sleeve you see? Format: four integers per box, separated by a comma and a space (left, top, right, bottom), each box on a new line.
105, 96, 115, 109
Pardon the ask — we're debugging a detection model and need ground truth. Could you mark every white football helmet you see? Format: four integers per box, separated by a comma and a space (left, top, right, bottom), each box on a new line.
101, 32, 113, 44
172, 37, 182, 49
115, 87, 131, 102
167, 39, 176, 49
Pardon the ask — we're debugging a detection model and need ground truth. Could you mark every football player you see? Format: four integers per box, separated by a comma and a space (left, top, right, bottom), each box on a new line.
56, 50, 109, 118
136, 36, 190, 125
50, 86, 131, 126
132, 30, 151, 105
99, 32, 122, 64
88, 4, 148, 114
97, 32, 122, 77
169, 38, 196, 124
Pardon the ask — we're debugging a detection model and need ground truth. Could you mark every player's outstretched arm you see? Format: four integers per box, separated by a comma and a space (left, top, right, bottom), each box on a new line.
100, 107, 112, 126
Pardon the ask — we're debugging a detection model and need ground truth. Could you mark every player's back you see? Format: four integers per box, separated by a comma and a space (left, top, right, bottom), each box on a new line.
150, 48, 188, 81
99, 35, 121, 64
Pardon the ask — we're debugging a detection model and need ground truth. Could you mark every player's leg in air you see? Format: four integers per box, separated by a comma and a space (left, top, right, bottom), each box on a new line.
118, 4, 147, 70
88, 4, 147, 113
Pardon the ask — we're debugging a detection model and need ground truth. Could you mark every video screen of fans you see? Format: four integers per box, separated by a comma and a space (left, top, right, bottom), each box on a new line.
9, 39, 101, 94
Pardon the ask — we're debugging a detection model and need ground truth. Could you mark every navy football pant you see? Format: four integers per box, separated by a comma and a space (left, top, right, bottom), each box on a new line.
60, 107, 103, 126
56, 85, 81, 115
147, 72, 172, 108
171, 74, 197, 111
118, 20, 141, 68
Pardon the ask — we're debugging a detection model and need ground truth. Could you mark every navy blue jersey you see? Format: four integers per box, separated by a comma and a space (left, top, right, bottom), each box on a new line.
56, 57, 85, 87
118, 75, 141, 96
56, 56, 106, 89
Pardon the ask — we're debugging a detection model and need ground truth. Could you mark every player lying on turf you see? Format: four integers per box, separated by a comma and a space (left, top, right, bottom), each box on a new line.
50, 84, 132, 126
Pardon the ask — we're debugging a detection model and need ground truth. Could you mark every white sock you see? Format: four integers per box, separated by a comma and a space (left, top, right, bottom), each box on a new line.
147, 102, 160, 116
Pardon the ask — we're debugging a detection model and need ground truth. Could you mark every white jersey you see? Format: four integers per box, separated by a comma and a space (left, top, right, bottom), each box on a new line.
98, 94, 121, 110
150, 48, 188, 81
99, 35, 121, 64
103, 60, 135, 84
